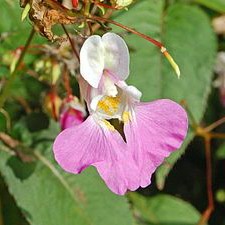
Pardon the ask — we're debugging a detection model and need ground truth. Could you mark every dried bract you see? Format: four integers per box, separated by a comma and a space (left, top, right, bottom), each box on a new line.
21, 0, 83, 41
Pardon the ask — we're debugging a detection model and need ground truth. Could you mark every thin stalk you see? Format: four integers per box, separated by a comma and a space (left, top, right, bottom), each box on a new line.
84, 0, 91, 16
15, 96, 32, 114
90, 15, 163, 48
204, 116, 225, 132
61, 24, 80, 62
198, 136, 214, 225
63, 65, 73, 97
0, 108, 11, 131
0, 28, 35, 109
210, 132, 225, 139
92, 1, 118, 10
91, 9, 113, 33
89, 16, 180, 77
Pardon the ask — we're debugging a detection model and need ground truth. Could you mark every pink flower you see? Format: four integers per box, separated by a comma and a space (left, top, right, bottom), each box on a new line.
59, 96, 86, 130
53, 33, 188, 195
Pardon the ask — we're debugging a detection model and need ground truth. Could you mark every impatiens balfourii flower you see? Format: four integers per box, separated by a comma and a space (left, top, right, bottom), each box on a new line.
53, 33, 188, 195
59, 96, 86, 130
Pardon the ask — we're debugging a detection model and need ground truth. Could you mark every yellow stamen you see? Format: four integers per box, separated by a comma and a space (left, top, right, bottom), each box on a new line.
122, 111, 131, 123
97, 96, 121, 116
161, 47, 180, 78
102, 120, 115, 131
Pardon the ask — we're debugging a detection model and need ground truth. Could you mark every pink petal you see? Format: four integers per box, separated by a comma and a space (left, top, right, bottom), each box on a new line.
53, 116, 108, 174
124, 99, 188, 187
94, 133, 140, 195
60, 108, 84, 130
54, 115, 140, 195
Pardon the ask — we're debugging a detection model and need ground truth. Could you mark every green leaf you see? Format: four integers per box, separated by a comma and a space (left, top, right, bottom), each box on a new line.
195, 0, 225, 13
0, 176, 29, 225
113, 1, 216, 188
0, 1, 24, 31
0, 142, 134, 225
0, 1, 45, 53
0, 66, 9, 78
129, 193, 203, 225
0, 1, 30, 49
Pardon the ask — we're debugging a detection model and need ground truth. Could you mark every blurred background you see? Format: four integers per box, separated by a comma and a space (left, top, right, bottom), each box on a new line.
0, 0, 225, 225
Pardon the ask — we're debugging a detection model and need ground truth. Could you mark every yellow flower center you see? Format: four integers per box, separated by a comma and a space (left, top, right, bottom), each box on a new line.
97, 96, 121, 116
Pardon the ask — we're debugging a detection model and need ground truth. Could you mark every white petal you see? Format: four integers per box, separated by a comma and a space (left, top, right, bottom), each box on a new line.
102, 76, 118, 97
70, 99, 87, 116
90, 95, 104, 112
80, 35, 104, 88
123, 85, 142, 101
117, 81, 142, 101
102, 33, 130, 81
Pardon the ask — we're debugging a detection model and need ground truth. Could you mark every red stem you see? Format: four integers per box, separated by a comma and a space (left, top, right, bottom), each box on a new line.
61, 24, 80, 62
92, 1, 118, 10
197, 136, 214, 225
90, 15, 164, 49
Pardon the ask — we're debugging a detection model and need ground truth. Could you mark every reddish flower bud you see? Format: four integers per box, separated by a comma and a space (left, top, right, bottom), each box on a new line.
71, 0, 78, 8
44, 91, 62, 120
60, 96, 86, 130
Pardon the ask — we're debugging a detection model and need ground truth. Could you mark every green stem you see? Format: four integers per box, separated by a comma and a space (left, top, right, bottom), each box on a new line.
0, 28, 36, 109
84, 0, 91, 16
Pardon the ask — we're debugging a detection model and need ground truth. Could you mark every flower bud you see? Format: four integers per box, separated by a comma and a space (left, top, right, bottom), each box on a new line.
44, 91, 62, 120
60, 96, 86, 130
